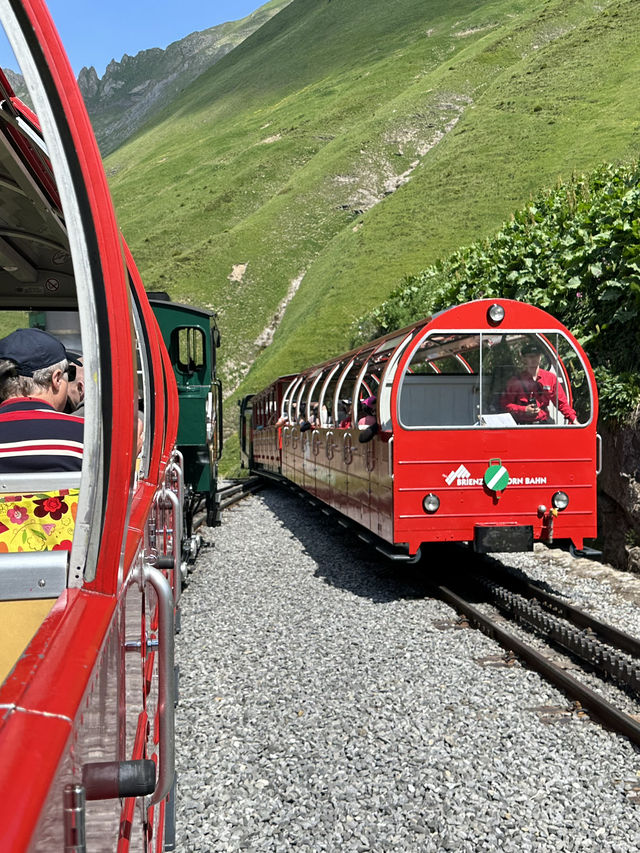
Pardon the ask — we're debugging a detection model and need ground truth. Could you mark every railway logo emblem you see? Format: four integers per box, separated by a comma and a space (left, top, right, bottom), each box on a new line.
484, 459, 510, 492
444, 464, 471, 485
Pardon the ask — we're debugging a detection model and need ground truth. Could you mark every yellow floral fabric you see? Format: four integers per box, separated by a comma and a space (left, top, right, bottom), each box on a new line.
0, 490, 78, 552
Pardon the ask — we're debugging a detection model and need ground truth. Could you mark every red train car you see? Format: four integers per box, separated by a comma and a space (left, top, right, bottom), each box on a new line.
0, 2, 182, 849
242, 300, 599, 557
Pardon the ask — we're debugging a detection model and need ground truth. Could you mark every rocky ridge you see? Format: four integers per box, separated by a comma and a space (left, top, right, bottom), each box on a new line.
3, 0, 292, 156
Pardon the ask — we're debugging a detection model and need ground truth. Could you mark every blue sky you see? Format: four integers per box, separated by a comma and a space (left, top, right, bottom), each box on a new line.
2, 1, 263, 76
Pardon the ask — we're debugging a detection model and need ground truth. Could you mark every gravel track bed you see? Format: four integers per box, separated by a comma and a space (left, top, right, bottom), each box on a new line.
176, 486, 640, 852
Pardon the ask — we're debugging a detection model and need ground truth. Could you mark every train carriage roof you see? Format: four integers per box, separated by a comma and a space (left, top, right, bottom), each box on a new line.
0, 72, 75, 309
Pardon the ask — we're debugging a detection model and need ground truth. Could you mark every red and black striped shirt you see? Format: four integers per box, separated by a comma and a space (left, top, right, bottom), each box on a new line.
0, 397, 83, 473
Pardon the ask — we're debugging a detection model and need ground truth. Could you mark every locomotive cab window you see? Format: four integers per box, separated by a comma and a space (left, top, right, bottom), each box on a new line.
398, 331, 592, 429
173, 326, 205, 375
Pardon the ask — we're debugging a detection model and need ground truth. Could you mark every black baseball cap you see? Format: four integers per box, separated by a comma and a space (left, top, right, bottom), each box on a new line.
0, 328, 80, 377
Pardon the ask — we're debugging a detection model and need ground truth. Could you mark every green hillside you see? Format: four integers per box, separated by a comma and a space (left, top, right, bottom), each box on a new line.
106, 0, 640, 438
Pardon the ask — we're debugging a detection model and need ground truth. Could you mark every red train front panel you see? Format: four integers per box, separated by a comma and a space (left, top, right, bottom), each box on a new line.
390, 300, 598, 554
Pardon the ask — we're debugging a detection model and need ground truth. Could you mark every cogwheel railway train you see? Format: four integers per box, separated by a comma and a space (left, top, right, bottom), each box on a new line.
241, 299, 600, 558
0, 1, 221, 849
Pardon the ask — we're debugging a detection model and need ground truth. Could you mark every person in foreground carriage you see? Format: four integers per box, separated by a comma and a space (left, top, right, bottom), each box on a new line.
501, 341, 576, 424
0, 328, 83, 473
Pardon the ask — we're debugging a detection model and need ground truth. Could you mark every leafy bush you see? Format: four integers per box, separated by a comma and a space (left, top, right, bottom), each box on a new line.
353, 162, 640, 425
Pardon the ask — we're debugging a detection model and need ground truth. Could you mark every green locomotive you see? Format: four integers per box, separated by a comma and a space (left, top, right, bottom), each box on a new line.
148, 293, 223, 532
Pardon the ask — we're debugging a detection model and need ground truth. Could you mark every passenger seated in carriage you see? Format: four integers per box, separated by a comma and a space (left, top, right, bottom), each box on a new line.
0, 328, 82, 552
0, 328, 83, 471
357, 395, 378, 443
501, 342, 576, 424
338, 399, 352, 428
358, 396, 377, 428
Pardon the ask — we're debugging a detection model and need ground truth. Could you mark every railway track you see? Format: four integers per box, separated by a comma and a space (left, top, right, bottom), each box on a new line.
216, 476, 264, 511
432, 559, 640, 747
215, 477, 640, 747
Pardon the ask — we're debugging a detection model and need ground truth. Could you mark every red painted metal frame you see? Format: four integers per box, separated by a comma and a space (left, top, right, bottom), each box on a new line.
0, 1, 180, 849
250, 299, 598, 555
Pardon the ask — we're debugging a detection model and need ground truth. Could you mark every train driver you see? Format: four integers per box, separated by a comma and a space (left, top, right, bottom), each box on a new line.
500, 342, 576, 425
0, 328, 83, 472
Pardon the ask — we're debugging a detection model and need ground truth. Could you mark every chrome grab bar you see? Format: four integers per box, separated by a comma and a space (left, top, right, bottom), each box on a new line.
325, 430, 334, 460
596, 433, 602, 475
343, 432, 353, 466
366, 443, 375, 472
312, 431, 321, 456
388, 436, 394, 479
133, 562, 175, 807
282, 426, 290, 446
159, 487, 182, 605
168, 451, 185, 509
63, 783, 86, 852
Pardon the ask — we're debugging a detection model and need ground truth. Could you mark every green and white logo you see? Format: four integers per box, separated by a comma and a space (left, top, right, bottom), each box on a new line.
484, 459, 509, 492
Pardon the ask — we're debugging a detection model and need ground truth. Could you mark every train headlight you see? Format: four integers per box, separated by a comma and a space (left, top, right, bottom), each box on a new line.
551, 491, 569, 511
487, 303, 505, 325
423, 493, 440, 514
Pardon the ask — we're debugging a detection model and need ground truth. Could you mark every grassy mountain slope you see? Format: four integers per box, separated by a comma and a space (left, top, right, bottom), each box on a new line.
106, 0, 640, 424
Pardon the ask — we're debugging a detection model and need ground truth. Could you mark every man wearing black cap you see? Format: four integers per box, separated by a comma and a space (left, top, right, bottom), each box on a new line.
0, 328, 83, 472
501, 341, 576, 424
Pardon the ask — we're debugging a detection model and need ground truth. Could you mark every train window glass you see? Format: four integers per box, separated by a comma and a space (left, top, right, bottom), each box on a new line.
269, 390, 277, 425
483, 332, 587, 426
131, 298, 151, 482
317, 362, 343, 427
353, 335, 411, 423
400, 334, 481, 427
398, 331, 590, 429
173, 326, 205, 374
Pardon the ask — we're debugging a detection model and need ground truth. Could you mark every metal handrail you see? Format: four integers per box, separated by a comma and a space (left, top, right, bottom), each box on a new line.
132, 562, 175, 807
325, 430, 335, 460
160, 487, 182, 605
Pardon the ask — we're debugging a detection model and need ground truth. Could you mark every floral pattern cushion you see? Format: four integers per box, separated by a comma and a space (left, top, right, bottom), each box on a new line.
0, 490, 78, 552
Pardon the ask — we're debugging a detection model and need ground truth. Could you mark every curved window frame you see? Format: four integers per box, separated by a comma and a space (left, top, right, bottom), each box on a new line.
332, 358, 356, 426
317, 361, 343, 427
1, 9, 115, 586
378, 328, 424, 431
283, 375, 304, 423
304, 368, 324, 425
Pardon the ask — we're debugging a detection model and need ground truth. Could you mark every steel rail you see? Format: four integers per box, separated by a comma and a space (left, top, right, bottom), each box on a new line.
436, 582, 640, 748
217, 476, 263, 511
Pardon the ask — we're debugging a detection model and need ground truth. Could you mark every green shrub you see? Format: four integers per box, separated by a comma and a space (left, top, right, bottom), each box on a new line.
354, 161, 640, 425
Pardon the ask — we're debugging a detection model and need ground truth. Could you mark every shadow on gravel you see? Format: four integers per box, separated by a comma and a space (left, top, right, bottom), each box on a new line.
255, 482, 567, 605
257, 484, 451, 604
